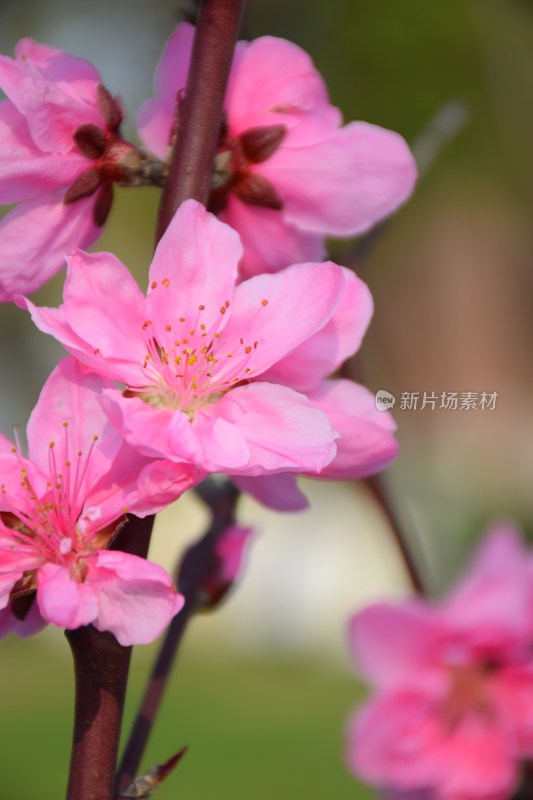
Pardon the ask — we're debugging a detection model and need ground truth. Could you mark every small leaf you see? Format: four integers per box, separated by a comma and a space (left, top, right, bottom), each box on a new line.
120, 747, 188, 798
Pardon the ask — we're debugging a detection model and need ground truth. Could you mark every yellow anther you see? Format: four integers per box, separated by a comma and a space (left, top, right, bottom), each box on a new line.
162, 278, 170, 287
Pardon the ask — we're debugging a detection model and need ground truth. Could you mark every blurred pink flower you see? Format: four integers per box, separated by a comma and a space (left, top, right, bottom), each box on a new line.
199, 525, 255, 609
138, 23, 417, 278
21, 200, 354, 480
0, 357, 186, 645
0, 38, 140, 301
347, 524, 533, 800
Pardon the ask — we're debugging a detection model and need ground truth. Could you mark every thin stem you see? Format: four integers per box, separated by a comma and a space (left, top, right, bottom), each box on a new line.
116, 482, 239, 794
156, 0, 244, 238
364, 475, 427, 595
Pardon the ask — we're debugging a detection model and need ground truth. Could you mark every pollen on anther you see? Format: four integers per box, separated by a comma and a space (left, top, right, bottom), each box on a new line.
11, 447, 16, 453
151, 281, 157, 289
198, 304, 205, 311
245, 346, 252, 354
261, 299, 268, 306
162, 278, 170, 287
92, 435, 99, 442
225, 300, 230, 308
62, 421, 69, 428
143, 320, 152, 329
165, 325, 172, 332
220, 306, 226, 315
179, 317, 186, 323
49, 441, 55, 449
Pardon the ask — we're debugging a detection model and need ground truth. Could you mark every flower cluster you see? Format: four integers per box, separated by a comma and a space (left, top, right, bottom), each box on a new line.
0, 24, 413, 645
347, 525, 533, 800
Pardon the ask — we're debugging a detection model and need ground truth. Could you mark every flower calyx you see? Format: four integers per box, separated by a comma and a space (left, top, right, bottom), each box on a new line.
209, 121, 287, 214
65, 84, 167, 227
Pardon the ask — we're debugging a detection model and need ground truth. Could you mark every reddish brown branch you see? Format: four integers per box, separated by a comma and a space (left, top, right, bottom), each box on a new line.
65, 515, 154, 800
156, 0, 244, 238
65, 628, 132, 800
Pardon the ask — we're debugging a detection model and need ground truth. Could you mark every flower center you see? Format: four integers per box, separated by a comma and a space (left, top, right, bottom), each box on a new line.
133, 288, 270, 417
441, 662, 495, 731
0, 424, 113, 574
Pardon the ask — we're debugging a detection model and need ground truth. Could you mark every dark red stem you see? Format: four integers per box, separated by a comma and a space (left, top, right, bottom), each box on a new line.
65, 629, 132, 800
116, 482, 239, 794
65, 515, 153, 800
155, 0, 243, 237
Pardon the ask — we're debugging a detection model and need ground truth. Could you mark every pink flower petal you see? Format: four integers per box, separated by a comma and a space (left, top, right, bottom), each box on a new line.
147, 199, 242, 340
349, 601, 441, 690
442, 526, 532, 652
220, 195, 326, 278
348, 692, 443, 789
225, 36, 340, 134
234, 473, 310, 512
37, 562, 98, 629
99, 389, 205, 464
26, 357, 121, 496
89, 550, 184, 645
0, 42, 102, 153
0, 100, 87, 203
436, 718, 517, 800
197, 382, 337, 474
14, 38, 102, 107
307, 380, 399, 479
130, 458, 204, 517
59, 248, 147, 382
219, 261, 345, 378
136, 23, 195, 157
0, 194, 99, 302
262, 120, 417, 235
262, 268, 373, 390
0, 600, 46, 639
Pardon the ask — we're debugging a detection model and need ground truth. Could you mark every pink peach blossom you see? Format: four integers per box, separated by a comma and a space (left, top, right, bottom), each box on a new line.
198, 525, 255, 610
347, 524, 533, 800
138, 23, 417, 277
22, 201, 398, 502
21, 200, 346, 479
0, 357, 187, 645
0, 38, 138, 301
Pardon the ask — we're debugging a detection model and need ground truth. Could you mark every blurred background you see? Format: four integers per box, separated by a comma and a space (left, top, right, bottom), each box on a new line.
1, 0, 533, 797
